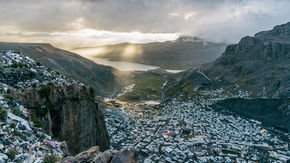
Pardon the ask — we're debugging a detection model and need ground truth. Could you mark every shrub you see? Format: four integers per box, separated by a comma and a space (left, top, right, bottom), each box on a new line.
9, 122, 16, 129
43, 154, 59, 163
11, 62, 27, 68
3, 93, 14, 100
11, 108, 21, 116
32, 117, 44, 129
0, 109, 7, 121
7, 148, 18, 160
38, 85, 52, 98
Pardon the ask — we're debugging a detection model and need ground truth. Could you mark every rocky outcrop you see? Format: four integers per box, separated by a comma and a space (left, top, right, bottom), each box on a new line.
62, 146, 138, 163
14, 83, 110, 155
203, 22, 290, 97
0, 83, 67, 162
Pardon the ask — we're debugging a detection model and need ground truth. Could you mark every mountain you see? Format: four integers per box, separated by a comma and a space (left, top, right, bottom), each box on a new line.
202, 22, 290, 97
72, 36, 227, 70
166, 22, 290, 98
0, 42, 120, 96
162, 22, 290, 135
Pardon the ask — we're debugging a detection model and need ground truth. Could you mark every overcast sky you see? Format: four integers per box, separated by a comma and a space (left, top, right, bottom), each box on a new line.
0, 0, 290, 49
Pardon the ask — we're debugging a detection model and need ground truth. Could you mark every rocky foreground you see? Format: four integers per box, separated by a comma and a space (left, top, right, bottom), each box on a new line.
104, 89, 290, 162
0, 50, 137, 162
0, 82, 65, 162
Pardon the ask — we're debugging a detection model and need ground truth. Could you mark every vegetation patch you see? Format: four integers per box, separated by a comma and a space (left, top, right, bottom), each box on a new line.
43, 154, 60, 163
11, 107, 21, 116
0, 108, 8, 121
11, 62, 28, 69
3, 93, 14, 100
32, 116, 44, 129
39, 85, 52, 98
7, 148, 19, 160
118, 72, 165, 102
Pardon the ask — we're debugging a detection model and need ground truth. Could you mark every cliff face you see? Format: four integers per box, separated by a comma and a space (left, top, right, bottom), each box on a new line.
165, 22, 290, 98
0, 50, 110, 155
14, 84, 110, 155
202, 22, 290, 97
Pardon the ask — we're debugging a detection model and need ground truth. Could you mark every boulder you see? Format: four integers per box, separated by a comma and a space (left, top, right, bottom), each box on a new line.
62, 147, 138, 163
74, 146, 100, 162
110, 148, 138, 163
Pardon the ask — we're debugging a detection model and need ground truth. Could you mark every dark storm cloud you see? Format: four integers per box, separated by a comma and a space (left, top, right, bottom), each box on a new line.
0, 0, 290, 42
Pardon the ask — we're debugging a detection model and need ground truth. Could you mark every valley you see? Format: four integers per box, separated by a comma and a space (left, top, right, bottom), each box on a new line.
2, 1, 290, 163
1, 21, 290, 162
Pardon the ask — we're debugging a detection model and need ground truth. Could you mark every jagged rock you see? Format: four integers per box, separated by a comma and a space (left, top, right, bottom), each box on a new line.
61, 141, 70, 156
62, 147, 138, 163
0, 153, 8, 162
110, 148, 138, 163
93, 150, 115, 163
62, 156, 78, 163
74, 146, 100, 162
237, 36, 257, 51
14, 83, 110, 155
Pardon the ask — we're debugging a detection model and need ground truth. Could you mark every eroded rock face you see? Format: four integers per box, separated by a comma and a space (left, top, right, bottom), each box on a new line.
200, 22, 290, 97
14, 83, 110, 155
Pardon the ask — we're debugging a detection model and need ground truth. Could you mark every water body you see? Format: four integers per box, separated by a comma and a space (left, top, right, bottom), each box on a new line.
88, 58, 184, 73
91, 58, 159, 71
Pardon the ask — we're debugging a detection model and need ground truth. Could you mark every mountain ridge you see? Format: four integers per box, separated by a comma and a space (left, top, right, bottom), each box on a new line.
0, 42, 121, 96
165, 22, 290, 98
72, 37, 227, 70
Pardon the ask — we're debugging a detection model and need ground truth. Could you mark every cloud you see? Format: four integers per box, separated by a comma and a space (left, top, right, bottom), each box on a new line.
0, 0, 290, 46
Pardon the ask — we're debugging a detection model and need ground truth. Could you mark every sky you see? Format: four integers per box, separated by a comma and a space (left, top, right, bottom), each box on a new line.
0, 0, 290, 49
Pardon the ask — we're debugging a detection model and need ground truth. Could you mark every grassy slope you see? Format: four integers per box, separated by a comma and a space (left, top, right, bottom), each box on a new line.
117, 71, 166, 102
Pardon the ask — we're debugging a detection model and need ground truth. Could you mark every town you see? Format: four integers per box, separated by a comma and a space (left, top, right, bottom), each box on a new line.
104, 96, 290, 162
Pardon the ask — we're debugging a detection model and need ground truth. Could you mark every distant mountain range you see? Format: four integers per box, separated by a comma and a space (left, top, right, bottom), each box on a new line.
72, 36, 227, 70
0, 42, 120, 96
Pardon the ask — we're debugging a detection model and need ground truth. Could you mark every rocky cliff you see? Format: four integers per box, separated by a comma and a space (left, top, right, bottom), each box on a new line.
202, 22, 290, 97
0, 50, 110, 155
165, 22, 290, 98
14, 84, 110, 155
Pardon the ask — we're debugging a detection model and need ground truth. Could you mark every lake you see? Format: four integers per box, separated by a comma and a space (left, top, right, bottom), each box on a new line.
84, 57, 184, 73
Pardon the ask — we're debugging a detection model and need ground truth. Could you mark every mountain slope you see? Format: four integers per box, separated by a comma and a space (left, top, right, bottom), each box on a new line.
0, 42, 120, 96
203, 22, 290, 97
166, 22, 290, 98
73, 37, 227, 70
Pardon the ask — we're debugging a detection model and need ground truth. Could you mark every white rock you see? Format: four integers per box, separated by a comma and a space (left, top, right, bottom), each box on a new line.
8, 112, 32, 131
